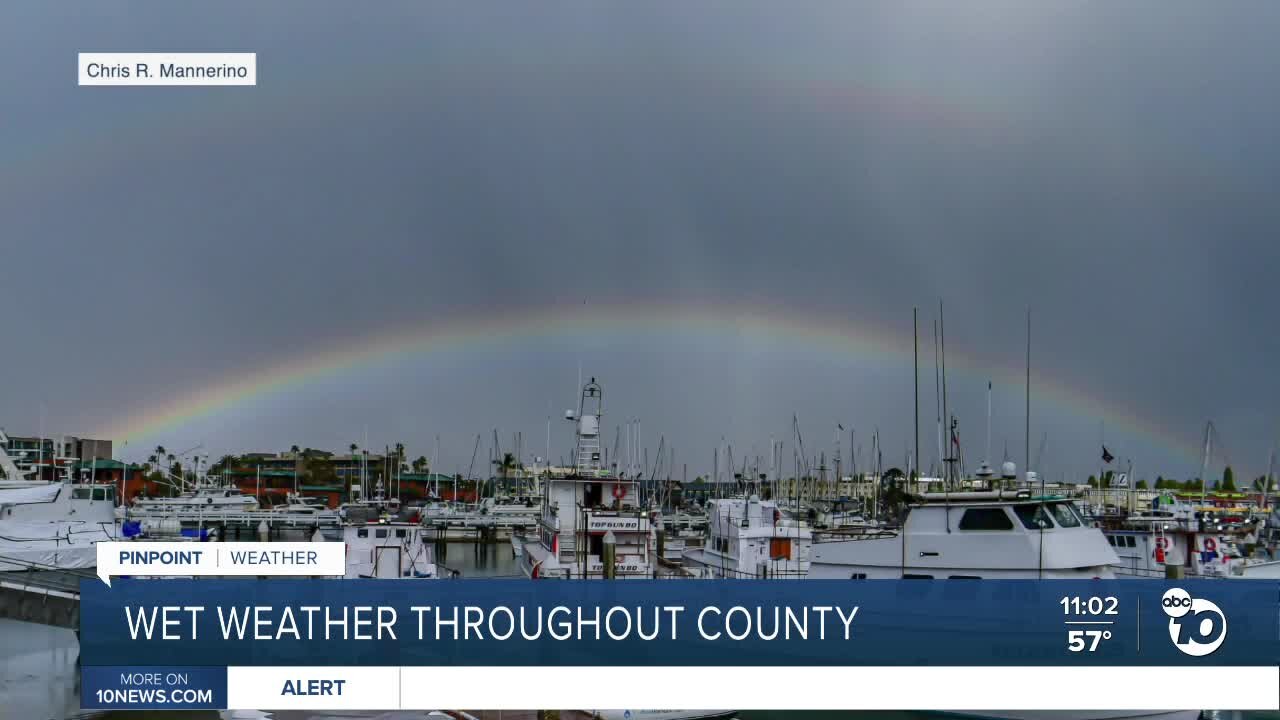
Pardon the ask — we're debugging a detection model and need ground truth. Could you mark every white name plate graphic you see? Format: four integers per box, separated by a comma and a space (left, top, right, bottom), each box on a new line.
79, 53, 256, 86
96, 542, 344, 585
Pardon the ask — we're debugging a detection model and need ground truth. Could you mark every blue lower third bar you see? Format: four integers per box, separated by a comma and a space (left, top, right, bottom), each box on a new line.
82, 666, 227, 710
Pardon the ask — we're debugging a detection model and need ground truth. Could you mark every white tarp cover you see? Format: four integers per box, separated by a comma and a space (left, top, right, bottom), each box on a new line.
0, 483, 61, 505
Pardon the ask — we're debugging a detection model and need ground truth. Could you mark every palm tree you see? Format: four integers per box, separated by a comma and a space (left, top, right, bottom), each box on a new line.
290, 444, 301, 455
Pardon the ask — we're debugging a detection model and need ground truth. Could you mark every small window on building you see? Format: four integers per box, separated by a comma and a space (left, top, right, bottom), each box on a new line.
958, 508, 1014, 531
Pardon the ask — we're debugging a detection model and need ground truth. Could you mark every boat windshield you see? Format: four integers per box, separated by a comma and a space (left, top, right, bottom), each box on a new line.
1048, 502, 1083, 527
1013, 503, 1054, 530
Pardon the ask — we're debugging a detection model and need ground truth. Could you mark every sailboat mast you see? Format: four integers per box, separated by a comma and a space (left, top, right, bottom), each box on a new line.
1025, 308, 1032, 492
913, 307, 919, 491
1200, 421, 1212, 502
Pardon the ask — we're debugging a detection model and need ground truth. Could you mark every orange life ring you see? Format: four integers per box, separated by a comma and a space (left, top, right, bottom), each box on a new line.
1156, 536, 1169, 550
612, 483, 627, 500
1203, 537, 1217, 552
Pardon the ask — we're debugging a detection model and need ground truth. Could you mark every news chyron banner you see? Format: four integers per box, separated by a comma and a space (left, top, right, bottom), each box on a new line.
79, 574, 1279, 712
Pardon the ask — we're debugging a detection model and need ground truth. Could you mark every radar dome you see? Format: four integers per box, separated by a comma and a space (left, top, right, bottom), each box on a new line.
1001, 461, 1017, 479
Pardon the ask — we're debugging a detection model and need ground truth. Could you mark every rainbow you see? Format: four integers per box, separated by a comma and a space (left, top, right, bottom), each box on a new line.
96, 299, 1201, 468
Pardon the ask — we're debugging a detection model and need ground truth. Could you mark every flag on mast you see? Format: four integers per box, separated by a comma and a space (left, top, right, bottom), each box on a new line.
1101, 446, 1115, 464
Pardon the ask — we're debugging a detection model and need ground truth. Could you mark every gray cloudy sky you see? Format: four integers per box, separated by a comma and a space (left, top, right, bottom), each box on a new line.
2, 2, 1278, 483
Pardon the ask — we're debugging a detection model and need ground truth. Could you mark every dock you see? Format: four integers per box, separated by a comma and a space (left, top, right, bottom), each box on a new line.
0, 561, 88, 631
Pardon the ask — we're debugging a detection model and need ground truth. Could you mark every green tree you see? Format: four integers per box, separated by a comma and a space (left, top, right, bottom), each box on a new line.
1153, 475, 1164, 489
493, 452, 519, 479
1087, 475, 1098, 488
212, 454, 239, 474
1221, 466, 1236, 491
1135, 479, 1148, 490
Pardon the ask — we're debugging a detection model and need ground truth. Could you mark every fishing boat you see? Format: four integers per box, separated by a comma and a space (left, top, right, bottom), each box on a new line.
0, 446, 118, 572
681, 495, 810, 578
343, 522, 442, 579
808, 487, 1119, 579
519, 378, 655, 579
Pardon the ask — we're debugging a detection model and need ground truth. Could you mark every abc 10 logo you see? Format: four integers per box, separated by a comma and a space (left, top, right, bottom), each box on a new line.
1161, 587, 1226, 657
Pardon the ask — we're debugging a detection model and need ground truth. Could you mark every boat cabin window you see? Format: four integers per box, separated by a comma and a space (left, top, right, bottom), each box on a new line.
958, 508, 1014, 531
73, 488, 92, 500
92, 487, 109, 501
583, 483, 602, 508
1106, 535, 1116, 546
395, 528, 407, 538
902, 573, 934, 579
849, 573, 867, 580
1048, 502, 1082, 527
375, 528, 388, 538
1125, 536, 1135, 548
949, 575, 982, 580
357, 528, 368, 538
1013, 504, 1054, 530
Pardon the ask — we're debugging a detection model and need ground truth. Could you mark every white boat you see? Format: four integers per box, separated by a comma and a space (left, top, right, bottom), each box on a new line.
0, 447, 118, 572
130, 483, 260, 514
519, 377, 655, 580
343, 522, 441, 579
681, 495, 810, 578
808, 490, 1119, 579
270, 492, 341, 522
